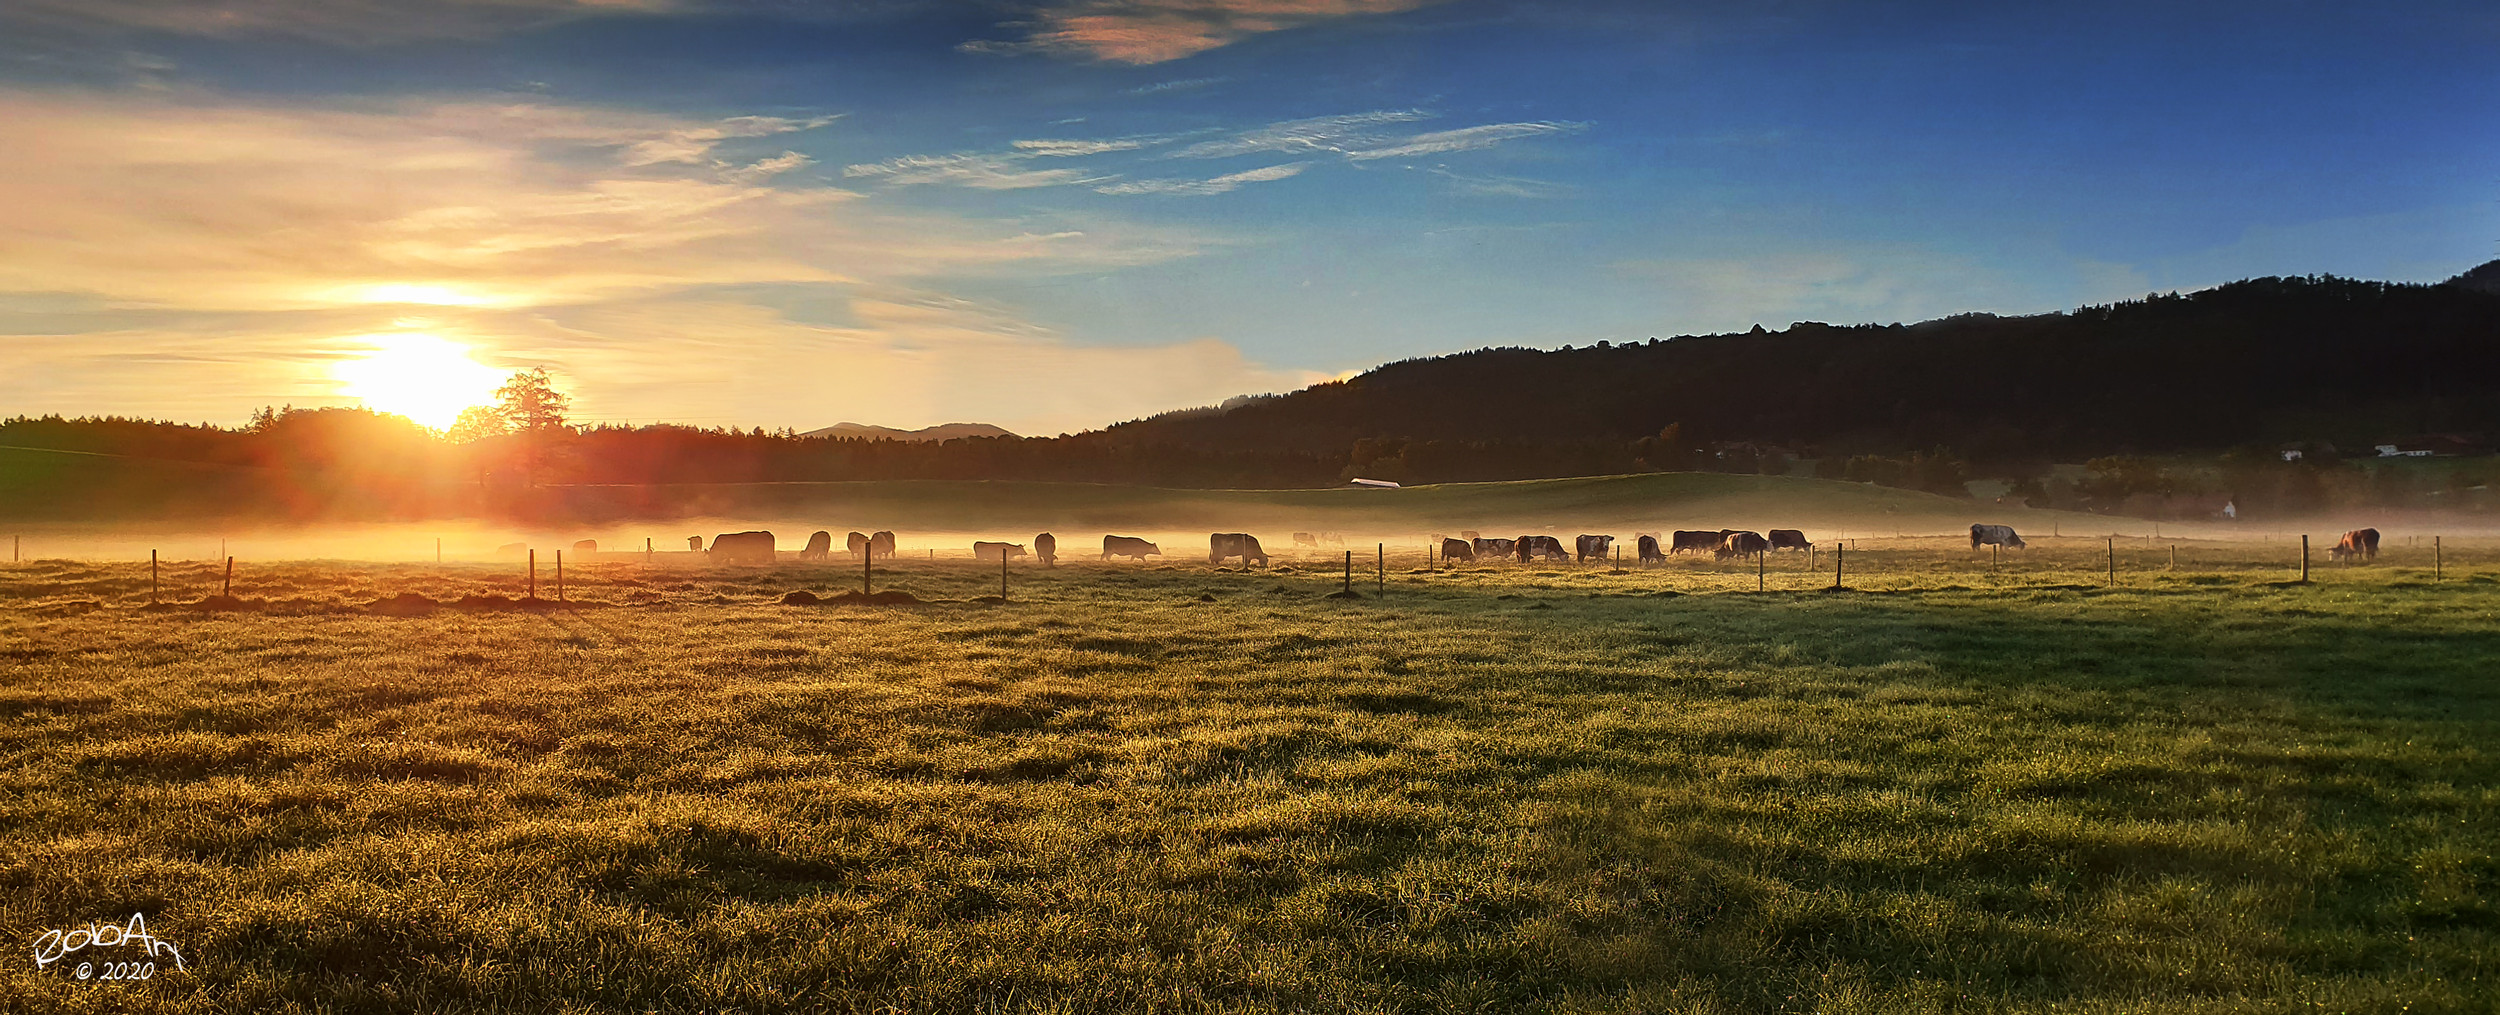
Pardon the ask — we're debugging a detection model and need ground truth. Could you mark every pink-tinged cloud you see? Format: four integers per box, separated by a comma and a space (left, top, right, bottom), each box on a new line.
987, 0, 1448, 64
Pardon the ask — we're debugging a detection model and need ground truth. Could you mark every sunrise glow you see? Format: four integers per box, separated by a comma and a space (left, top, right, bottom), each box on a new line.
331, 334, 506, 429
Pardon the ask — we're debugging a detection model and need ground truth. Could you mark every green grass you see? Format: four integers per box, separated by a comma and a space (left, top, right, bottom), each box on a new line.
2, 547, 2495, 1013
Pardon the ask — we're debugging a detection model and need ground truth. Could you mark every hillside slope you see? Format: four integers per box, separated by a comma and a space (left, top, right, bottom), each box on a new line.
1100, 269, 2500, 464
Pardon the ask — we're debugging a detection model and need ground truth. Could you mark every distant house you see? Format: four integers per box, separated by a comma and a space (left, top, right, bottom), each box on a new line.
1348, 478, 1401, 489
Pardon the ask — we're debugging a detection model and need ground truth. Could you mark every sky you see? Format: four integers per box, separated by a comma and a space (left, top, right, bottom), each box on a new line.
3, 0, 2494, 435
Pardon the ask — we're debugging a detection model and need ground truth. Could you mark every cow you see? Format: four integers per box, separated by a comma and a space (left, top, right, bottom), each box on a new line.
1322, 531, 1346, 547
846, 531, 870, 558
871, 530, 896, 560
974, 541, 1027, 563
800, 531, 833, 561
1103, 535, 1161, 561
1035, 532, 1057, 567
2330, 527, 2380, 562
1515, 535, 1570, 562
1209, 533, 1268, 567
1970, 523, 2026, 550
1441, 537, 1475, 563
1768, 529, 1811, 552
1459, 530, 1481, 540
686, 535, 703, 551
1473, 537, 1515, 559
1576, 534, 1615, 563
1716, 530, 1769, 560
708, 530, 776, 564
1292, 532, 1320, 548
1670, 530, 1721, 555
1637, 534, 1665, 564
571, 539, 597, 555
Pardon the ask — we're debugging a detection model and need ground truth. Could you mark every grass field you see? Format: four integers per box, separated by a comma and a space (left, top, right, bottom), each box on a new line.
3, 540, 2496, 1013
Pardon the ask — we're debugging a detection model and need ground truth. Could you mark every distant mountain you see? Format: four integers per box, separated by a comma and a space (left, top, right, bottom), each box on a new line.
1092, 266, 2500, 467
801, 421, 1017, 442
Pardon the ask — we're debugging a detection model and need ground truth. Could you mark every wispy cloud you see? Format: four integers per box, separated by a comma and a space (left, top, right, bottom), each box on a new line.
721, 150, 814, 183
1167, 110, 1427, 158
623, 114, 839, 166
1011, 135, 1165, 157
1130, 76, 1225, 94
976, 0, 1450, 64
5, 0, 675, 43
1425, 167, 1574, 199
1095, 162, 1306, 195
1348, 120, 1585, 161
842, 151, 1114, 190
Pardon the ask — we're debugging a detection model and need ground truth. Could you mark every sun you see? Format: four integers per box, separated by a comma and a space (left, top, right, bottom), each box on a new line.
332, 334, 506, 430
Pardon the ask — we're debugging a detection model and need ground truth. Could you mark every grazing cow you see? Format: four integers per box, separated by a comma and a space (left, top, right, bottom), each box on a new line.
1441, 537, 1475, 563
1716, 530, 1770, 560
846, 531, 870, 558
571, 539, 597, 555
1459, 530, 1481, 540
1970, 523, 2026, 550
2330, 527, 2381, 562
686, 535, 703, 551
1576, 534, 1616, 563
1515, 535, 1570, 562
974, 541, 1027, 563
1670, 530, 1721, 555
1637, 534, 1665, 564
800, 531, 833, 561
496, 542, 527, 558
1102, 535, 1161, 561
1768, 529, 1811, 552
1473, 537, 1515, 559
1035, 532, 1057, 567
871, 531, 896, 560
1322, 531, 1346, 547
1292, 532, 1320, 548
1209, 533, 1269, 567
708, 530, 776, 564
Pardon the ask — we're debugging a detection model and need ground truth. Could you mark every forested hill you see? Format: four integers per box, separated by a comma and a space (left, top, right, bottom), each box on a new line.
1100, 267, 2500, 466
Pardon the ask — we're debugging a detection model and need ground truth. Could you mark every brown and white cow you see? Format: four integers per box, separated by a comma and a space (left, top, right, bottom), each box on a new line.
1209, 533, 1269, 567
1575, 534, 1615, 563
1102, 535, 1161, 561
1473, 537, 1515, 559
974, 541, 1027, 562
1971, 524, 2026, 549
1515, 535, 1570, 562
2330, 527, 2380, 562
1670, 530, 1721, 554
1715, 530, 1769, 560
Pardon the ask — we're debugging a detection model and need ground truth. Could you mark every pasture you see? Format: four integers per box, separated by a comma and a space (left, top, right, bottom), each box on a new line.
3, 539, 2496, 1013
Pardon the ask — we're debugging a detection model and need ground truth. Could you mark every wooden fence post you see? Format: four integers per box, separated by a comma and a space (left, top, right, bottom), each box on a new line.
2170, 544, 2177, 571
1375, 543, 1384, 594
1000, 549, 1009, 602
864, 546, 872, 595
528, 549, 536, 600
556, 550, 565, 603
1343, 551, 1352, 595
151, 549, 158, 603
1833, 542, 1844, 590
2300, 535, 2309, 583
1757, 545, 1765, 592
2434, 536, 2442, 581
223, 556, 233, 598
646, 537, 652, 564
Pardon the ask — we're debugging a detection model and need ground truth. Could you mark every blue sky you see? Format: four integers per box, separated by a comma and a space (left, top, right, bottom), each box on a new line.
2, 0, 2493, 432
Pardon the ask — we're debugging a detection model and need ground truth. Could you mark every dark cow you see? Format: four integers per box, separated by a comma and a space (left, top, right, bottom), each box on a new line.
974, 541, 1027, 562
870, 530, 896, 560
1515, 535, 1570, 562
1575, 534, 1615, 563
1473, 537, 1515, 559
799, 531, 833, 561
846, 531, 870, 557
1209, 533, 1269, 567
1102, 535, 1161, 561
686, 535, 703, 551
1970, 524, 2026, 549
1767, 529, 1811, 552
2330, 527, 2380, 562
1670, 530, 1720, 555
1035, 532, 1057, 567
1716, 530, 1769, 560
1637, 534, 1665, 564
1292, 532, 1319, 548
708, 530, 776, 564
1441, 537, 1475, 563
571, 539, 597, 555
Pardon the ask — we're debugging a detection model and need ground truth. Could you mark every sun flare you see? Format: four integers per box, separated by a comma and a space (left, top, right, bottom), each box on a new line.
332, 334, 506, 430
